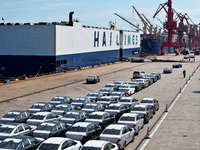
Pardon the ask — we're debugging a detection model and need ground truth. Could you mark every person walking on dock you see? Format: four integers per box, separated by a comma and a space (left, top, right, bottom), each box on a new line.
183, 69, 186, 78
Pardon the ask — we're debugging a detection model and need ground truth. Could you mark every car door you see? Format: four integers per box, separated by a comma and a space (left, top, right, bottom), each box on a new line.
87, 124, 95, 140
125, 126, 133, 143
62, 140, 79, 150
121, 127, 129, 145
13, 125, 24, 136
22, 124, 33, 136
51, 124, 62, 137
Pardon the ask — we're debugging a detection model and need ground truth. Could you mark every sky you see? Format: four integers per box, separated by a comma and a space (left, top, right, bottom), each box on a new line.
0, 0, 199, 31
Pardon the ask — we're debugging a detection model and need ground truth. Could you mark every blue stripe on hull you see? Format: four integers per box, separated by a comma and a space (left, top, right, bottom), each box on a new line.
0, 55, 55, 77
0, 48, 140, 77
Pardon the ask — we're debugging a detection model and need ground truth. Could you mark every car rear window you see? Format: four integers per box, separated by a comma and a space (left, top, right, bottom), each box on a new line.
103, 129, 120, 135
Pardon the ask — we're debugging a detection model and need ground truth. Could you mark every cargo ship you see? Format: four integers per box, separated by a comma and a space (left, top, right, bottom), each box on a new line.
0, 12, 140, 78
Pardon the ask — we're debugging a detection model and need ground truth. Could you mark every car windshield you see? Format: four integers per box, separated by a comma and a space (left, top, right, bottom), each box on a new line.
132, 107, 145, 111
36, 125, 54, 131
88, 114, 102, 119
3, 113, 18, 119
83, 105, 96, 109
30, 115, 45, 120
53, 106, 66, 111
0, 141, 19, 149
129, 82, 137, 85
103, 129, 121, 135
119, 99, 131, 102
135, 80, 143, 82
87, 93, 98, 97
120, 116, 135, 121
68, 126, 86, 132
105, 85, 114, 87
106, 106, 119, 110
30, 105, 43, 109
63, 113, 77, 118
38, 143, 59, 150
72, 100, 84, 103
110, 93, 120, 96
114, 81, 122, 84
141, 100, 153, 103
100, 89, 110, 92
81, 147, 101, 150
98, 98, 110, 102
120, 85, 129, 88
0, 127, 13, 133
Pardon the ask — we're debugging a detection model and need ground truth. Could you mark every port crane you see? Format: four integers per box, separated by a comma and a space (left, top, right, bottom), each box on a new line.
153, 0, 179, 54
132, 6, 152, 35
114, 13, 143, 32
173, 11, 189, 49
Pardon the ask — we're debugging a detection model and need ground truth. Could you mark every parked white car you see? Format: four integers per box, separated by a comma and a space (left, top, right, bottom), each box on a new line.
133, 70, 146, 78
118, 85, 135, 96
131, 104, 153, 124
37, 137, 82, 150
140, 98, 159, 114
118, 97, 138, 109
0, 123, 33, 142
81, 140, 119, 150
134, 79, 149, 88
26, 112, 61, 129
100, 124, 135, 150
117, 113, 144, 135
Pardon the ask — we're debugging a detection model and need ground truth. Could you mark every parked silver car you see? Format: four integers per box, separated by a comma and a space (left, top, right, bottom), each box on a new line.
81, 140, 119, 150
100, 124, 135, 150
163, 67, 172, 73
37, 137, 82, 150
0, 123, 33, 142
140, 98, 159, 114
131, 104, 153, 124
117, 113, 144, 135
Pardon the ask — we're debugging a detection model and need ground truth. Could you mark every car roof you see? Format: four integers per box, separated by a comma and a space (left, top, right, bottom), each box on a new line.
90, 111, 107, 115
85, 103, 98, 106
88, 75, 97, 77
33, 112, 52, 116
1, 123, 22, 128
9, 110, 26, 113
121, 113, 138, 117
142, 98, 154, 101
134, 104, 147, 108
100, 96, 113, 98
73, 122, 91, 127
42, 137, 71, 144
32, 102, 47, 106
55, 104, 69, 107
106, 124, 126, 130
39, 121, 59, 126
5, 135, 32, 141
84, 140, 109, 147
108, 103, 123, 107
65, 111, 83, 115
120, 97, 134, 100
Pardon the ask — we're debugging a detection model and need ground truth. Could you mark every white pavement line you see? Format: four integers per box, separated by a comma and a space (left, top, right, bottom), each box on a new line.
139, 74, 194, 150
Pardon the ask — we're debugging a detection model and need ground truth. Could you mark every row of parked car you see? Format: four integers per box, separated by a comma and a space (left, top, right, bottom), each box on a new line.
0, 71, 161, 150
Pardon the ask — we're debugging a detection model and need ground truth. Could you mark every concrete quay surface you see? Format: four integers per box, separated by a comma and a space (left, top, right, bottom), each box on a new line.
0, 54, 199, 150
